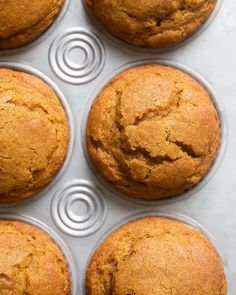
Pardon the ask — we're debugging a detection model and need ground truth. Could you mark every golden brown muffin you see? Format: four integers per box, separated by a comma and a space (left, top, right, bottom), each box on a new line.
86, 65, 221, 200
87, 217, 227, 295
0, 0, 64, 49
0, 220, 71, 295
85, 0, 217, 48
0, 68, 69, 204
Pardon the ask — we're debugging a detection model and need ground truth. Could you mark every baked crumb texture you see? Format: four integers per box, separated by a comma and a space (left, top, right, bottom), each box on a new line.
0, 68, 69, 204
86, 65, 221, 200
86, 0, 216, 48
0, 0, 64, 48
0, 220, 71, 295
86, 217, 227, 295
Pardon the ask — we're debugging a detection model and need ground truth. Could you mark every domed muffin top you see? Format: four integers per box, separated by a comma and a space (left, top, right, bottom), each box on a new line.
0, 0, 64, 48
0, 68, 69, 204
85, 0, 216, 48
87, 217, 227, 295
86, 65, 220, 200
0, 220, 71, 295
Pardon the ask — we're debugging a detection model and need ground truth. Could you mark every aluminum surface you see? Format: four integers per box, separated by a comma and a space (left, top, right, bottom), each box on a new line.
0, 0, 235, 294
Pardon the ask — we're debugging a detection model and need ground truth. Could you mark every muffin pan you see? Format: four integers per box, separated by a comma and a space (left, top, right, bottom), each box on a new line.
0, 0, 235, 293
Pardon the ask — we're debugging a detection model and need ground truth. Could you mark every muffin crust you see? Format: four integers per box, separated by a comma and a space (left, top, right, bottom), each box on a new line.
0, 220, 71, 295
86, 65, 221, 200
0, 0, 64, 49
85, 0, 217, 48
87, 217, 227, 295
0, 68, 69, 204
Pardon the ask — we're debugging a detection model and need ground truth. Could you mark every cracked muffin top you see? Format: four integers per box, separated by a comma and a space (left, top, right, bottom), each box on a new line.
86, 65, 220, 200
85, 0, 216, 48
0, 68, 69, 204
0, 0, 64, 49
86, 217, 227, 295
0, 220, 71, 295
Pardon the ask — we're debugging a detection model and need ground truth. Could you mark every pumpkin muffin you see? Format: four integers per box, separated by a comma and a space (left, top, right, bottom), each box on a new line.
86, 65, 221, 200
85, 0, 217, 48
0, 68, 69, 204
87, 217, 227, 295
0, 220, 71, 295
0, 0, 64, 49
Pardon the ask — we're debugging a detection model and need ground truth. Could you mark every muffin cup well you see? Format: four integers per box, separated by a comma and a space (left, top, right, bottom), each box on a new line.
82, 0, 223, 53
0, 0, 71, 54
0, 62, 75, 207
0, 212, 78, 295
85, 209, 229, 295
82, 59, 228, 206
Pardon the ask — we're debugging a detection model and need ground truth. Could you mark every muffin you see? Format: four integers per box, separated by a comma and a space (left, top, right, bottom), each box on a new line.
87, 217, 227, 295
0, 220, 71, 294
85, 0, 217, 48
86, 65, 221, 200
0, 0, 64, 49
0, 68, 69, 204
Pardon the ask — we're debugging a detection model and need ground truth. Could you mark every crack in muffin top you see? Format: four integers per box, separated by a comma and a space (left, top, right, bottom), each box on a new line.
86, 65, 220, 200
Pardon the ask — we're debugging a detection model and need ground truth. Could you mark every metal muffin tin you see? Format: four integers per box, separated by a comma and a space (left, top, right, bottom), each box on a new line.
0, 0, 235, 293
